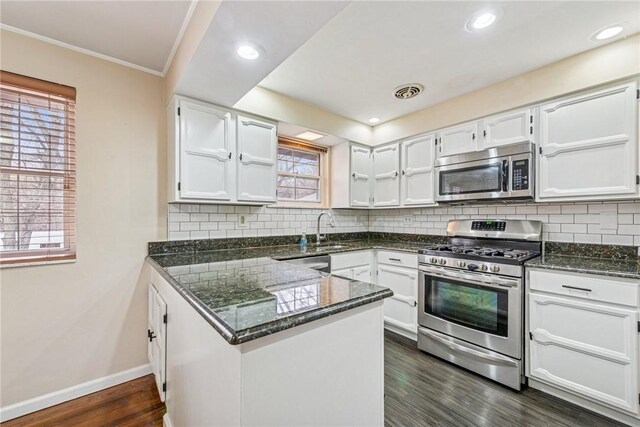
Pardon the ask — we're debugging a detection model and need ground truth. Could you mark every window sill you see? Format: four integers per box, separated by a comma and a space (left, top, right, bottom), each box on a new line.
0, 258, 77, 269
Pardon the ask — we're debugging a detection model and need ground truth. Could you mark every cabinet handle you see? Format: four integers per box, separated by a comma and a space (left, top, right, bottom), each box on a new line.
472, 133, 476, 141
394, 171, 399, 177
413, 301, 417, 307
352, 172, 356, 178
228, 152, 232, 159
483, 130, 487, 138
562, 285, 592, 292
148, 329, 157, 342
389, 258, 402, 262
401, 170, 405, 175
239, 153, 243, 161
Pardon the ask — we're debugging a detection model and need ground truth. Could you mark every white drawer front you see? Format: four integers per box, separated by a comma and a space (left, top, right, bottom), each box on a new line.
377, 250, 417, 268
330, 250, 373, 270
529, 269, 639, 307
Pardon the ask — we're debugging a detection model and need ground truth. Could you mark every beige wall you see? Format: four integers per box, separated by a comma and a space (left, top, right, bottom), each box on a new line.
0, 30, 166, 406
374, 34, 640, 144
234, 86, 374, 145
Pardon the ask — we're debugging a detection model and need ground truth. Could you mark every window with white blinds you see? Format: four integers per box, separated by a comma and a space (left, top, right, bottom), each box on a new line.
0, 71, 76, 265
277, 137, 327, 204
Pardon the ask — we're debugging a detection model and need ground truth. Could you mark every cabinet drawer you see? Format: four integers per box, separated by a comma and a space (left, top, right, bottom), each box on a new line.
330, 250, 373, 270
377, 250, 417, 268
529, 269, 639, 307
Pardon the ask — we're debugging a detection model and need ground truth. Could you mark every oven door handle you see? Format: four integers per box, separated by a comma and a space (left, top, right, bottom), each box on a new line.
419, 266, 519, 289
419, 328, 518, 367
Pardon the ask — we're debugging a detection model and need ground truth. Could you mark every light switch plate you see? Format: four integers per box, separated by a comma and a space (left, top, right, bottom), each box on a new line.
238, 215, 248, 229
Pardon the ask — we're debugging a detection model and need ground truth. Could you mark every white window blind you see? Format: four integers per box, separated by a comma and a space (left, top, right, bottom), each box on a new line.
277, 137, 326, 203
0, 71, 76, 265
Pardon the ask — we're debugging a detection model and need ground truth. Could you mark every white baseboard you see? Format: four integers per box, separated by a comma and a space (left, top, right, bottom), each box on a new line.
529, 378, 640, 427
0, 363, 152, 422
163, 412, 173, 427
384, 322, 417, 342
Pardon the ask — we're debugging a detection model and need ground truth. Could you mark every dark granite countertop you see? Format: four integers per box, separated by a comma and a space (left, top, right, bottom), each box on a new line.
146, 238, 428, 344
525, 255, 640, 280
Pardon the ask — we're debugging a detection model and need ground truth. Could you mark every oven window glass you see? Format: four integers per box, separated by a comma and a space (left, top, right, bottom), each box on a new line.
440, 164, 501, 195
425, 277, 508, 337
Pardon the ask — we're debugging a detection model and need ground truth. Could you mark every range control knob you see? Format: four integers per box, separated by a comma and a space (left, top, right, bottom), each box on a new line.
490, 265, 500, 273
456, 260, 466, 268
438, 258, 447, 265
429, 257, 438, 264
467, 264, 478, 271
479, 264, 488, 271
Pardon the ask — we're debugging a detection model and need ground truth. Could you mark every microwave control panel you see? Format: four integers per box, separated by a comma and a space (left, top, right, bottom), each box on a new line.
512, 159, 529, 191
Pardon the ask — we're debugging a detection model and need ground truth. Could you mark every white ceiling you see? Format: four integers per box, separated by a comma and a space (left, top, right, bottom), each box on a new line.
175, 1, 349, 107
0, 0, 193, 74
259, 1, 640, 125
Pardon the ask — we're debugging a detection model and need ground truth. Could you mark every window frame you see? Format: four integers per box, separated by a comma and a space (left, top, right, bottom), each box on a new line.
276, 139, 329, 208
0, 71, 77, 266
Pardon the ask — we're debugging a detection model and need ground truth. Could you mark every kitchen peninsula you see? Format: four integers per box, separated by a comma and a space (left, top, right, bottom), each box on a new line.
145, 239, 396, 427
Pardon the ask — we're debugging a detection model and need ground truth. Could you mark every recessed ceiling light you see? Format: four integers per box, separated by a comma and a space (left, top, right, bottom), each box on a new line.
465, 8, 502, 32
296, 131, 325, 141
369, 117, 380, 124
237, 44, 260, 60
592, 25, 624, 41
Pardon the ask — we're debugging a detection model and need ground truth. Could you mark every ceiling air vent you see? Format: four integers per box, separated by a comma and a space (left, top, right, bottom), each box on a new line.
393, 83, 424, 100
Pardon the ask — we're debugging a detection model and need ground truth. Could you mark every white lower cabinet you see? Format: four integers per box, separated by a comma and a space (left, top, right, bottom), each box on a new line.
528, 269, 640, 418
147, 283, 167, 402
330, 250, 373, 282
377, 252, 418, 338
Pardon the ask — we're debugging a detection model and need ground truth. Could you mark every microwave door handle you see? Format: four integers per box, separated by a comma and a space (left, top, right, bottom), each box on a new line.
501, 160, 509, 192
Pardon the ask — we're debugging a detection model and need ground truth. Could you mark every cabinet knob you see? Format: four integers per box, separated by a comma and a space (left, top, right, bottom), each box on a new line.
401, 170, 405, 175
239, 153, 243, 161
395, 171, 399, 177
228, 152, 232, 159
352, 172, 356, 178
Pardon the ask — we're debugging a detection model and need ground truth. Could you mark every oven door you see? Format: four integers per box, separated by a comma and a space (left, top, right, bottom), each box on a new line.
418, 265, 522, 359
436, 157, 509, 202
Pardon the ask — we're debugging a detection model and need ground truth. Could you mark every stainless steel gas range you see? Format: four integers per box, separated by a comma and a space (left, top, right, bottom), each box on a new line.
417, 219, 542, 390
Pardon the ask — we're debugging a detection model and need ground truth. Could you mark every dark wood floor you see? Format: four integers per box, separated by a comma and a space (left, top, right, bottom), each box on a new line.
1, 374, 164, 427
2, 332, 625, 427
385, 330, 625, 427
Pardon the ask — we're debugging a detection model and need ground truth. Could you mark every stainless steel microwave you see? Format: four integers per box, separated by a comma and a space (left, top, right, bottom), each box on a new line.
435, 142, 534, 203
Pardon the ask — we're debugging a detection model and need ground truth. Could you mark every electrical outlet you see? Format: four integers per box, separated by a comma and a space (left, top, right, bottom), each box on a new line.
238, 215, 248, 229
403, 216, 414, 222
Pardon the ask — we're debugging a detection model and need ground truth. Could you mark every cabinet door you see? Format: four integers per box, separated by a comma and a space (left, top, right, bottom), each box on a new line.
529, 292, 638, 414
236, 115, 277, 202
537, 82, 638, 201
350, 145, 372, 207
352, 265, 372, 283
481, 108, 533, 149
437, 121, 478, 157
401, 134, 436, 206
148, 284, 167, 402
179, 101, 233, 200
377, 264, 418, 333
373, 144, 400, 207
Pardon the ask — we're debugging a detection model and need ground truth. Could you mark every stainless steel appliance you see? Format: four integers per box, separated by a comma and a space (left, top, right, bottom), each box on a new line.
435, 142, 534, 203
417, 219, 542, 390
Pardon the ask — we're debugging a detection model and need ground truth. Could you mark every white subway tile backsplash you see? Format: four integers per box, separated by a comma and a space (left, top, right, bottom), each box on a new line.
168, 201, 640, 246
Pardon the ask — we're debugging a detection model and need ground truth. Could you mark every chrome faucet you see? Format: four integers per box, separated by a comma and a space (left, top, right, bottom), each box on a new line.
316, 210, 336, 245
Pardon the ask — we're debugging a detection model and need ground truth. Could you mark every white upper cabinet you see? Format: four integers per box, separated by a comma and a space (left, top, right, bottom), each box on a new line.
437, 121, 479, 157
373, 143, 400, 207
350, 144, 373, 207
179, 100, 234, 201
481, 108, 534, 150
236, 115, 277, 203
401, 134, 436, 206
168, 96, 278, 205
537, 82, 638, 202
